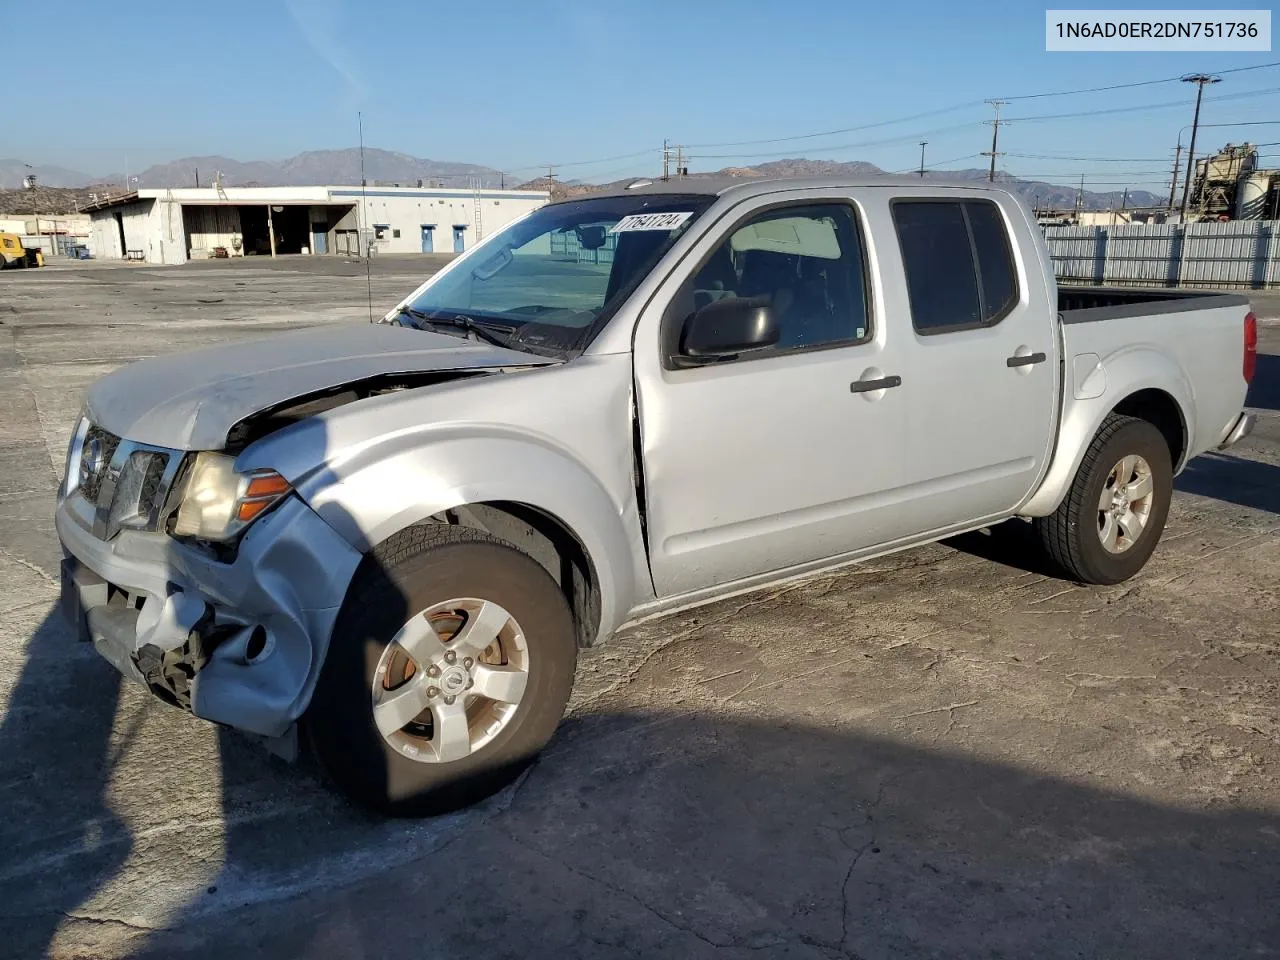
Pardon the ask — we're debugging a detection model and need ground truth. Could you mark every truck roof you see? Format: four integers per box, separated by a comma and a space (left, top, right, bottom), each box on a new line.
555, 175, 1023, 204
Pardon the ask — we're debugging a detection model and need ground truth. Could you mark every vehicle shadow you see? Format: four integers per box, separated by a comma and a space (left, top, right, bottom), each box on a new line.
940, 521, 1068, 580
7, 494, 1280, 959
130, 705, 1280, 959
1247, 351, 1279, 412
1175, 452, 1280, 515
0, 611, 133, 959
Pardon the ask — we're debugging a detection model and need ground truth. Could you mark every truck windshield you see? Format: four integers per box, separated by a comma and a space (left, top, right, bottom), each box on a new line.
396, 192, 716, 355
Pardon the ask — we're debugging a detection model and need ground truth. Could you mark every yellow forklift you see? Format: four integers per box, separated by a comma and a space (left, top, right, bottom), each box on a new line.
0, 232, 44, 268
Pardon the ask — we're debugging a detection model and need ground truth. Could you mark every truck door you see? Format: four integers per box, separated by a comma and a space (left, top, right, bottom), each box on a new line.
633, 193, 914, 598
884, 196, 1058, 532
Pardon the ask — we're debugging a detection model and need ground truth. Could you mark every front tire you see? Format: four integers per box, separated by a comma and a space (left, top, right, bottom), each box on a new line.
1033, 414, 1173, 585
305, 524, 578, 817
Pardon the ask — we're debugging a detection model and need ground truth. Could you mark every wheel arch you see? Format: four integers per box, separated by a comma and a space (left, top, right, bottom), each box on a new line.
1112, 388, 1187, 470
288, 433, 645, 648
1021, 348, 1193, 517
419, 501, 603, 650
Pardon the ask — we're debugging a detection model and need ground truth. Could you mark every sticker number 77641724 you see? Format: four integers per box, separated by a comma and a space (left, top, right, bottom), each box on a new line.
609, 212, 693, 234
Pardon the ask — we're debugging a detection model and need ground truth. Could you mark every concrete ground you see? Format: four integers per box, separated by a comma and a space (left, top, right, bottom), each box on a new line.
1, 256, 1278, 960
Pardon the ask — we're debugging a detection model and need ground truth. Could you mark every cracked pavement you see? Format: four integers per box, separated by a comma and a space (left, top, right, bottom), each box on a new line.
0, 258, 1278, 959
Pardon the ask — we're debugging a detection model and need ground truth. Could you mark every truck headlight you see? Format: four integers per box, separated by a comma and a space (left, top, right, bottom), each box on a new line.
62, 416, 90, 496
172, 452, 292, 542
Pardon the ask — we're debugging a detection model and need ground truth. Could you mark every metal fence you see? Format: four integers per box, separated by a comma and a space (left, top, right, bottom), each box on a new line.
550, 229, 617, 265
1042, 220, 1280, 289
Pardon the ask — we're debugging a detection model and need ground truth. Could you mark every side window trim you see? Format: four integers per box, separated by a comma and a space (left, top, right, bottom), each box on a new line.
963, 198, 1019, 327
661, 197, 875, 370
889, 196, 1020, 337
958, 202, 990, 321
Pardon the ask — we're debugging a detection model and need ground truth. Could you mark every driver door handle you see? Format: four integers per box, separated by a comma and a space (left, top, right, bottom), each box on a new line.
850, 375, 902, 393
1006, 352, 1047, 368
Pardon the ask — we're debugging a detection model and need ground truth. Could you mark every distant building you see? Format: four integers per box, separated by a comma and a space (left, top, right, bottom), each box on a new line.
1076, 211, 1135, 227
0, 214, 94, 257
80, 184, 549, 265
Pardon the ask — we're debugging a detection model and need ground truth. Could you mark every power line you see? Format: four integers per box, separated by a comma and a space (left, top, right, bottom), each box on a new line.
889, 152, 985, 174
998, 58, 1280, 101
920, 152, 985, 168
503, 147, 658, 175
681, 101, 987, 149
1006, 85, 1280, 123
1004, 152, 1167, 162
498, 64, 1280, 186
684, 61, 1280, 152
685, 121, 976, 161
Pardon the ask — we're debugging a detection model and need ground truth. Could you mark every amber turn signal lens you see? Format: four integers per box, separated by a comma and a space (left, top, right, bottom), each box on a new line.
245, 472, 290, 498
237, 499, 273, 522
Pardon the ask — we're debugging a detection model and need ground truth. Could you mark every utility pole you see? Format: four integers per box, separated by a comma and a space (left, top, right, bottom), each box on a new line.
1166, 141, 1182, 210
1179, 74, 1221, 221
1075, 173, 1085, 220
662, 139, 670, 181
675, 144, 686, 177
918, 140, 928, 178
545, 165, 556, 197
982, 99, 1007, 183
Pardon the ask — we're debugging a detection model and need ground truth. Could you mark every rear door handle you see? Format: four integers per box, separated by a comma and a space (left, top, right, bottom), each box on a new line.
850, 375, 902, 393
1006, 352, 1047, 368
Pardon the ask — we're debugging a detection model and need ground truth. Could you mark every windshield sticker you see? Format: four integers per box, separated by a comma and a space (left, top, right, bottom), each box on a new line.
609, 211, 693, 234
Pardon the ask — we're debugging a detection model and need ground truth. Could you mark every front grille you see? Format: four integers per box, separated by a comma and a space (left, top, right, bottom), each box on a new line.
75, 424, 184, 539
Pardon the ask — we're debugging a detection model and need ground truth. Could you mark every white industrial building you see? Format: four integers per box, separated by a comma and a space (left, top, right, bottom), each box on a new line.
82, 184, 549, 265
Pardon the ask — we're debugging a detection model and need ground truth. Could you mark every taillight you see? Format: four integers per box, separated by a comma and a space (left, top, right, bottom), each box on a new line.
1244, 311, 1257, 384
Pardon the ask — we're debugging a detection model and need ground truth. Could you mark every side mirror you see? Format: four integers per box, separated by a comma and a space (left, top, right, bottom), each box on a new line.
680, 297, 779, 359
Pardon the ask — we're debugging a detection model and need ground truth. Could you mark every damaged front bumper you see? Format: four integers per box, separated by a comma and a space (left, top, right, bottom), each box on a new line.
56, 491, 362, 747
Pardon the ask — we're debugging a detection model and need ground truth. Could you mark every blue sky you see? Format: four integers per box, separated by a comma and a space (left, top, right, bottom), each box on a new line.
11, 0, 1280, 192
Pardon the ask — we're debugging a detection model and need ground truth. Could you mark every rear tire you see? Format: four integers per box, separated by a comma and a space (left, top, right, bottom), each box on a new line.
305, 524, 578, 817
1033, 414, 1172, 585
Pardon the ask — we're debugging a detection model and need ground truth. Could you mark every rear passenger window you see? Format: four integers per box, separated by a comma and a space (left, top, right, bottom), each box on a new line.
891, 199, 1019, 334
892, 202, 981, 332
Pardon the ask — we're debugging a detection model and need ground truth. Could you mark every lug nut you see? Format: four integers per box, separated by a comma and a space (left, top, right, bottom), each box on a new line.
465, 678, 474, 689
426, 686, 439, 699
463, 657, 473, 669
444, 694, 455, 705
444, 650, 457, 664
426, 664, 440, 678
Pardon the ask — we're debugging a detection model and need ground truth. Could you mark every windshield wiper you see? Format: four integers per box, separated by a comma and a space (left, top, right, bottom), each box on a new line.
396, 307, 516, 349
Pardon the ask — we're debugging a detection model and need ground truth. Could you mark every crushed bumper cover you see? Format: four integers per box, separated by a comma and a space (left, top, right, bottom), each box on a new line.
56, 493, 362, 740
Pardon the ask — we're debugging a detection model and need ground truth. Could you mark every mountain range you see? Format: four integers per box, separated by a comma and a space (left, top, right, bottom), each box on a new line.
0, 151, 1162, 211
527, 158, 1164, 212
0, 150, 509, 191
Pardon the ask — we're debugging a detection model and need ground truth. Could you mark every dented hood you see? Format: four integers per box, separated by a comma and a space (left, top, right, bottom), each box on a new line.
84, 323, 550, 450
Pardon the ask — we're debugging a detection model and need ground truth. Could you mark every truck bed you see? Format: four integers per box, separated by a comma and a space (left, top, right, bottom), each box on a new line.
1056, 284, 1251, 473
1059, 285, 1251, 323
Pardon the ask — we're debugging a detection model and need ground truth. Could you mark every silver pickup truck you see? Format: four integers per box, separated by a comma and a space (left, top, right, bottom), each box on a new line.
56, 177, 1258, 815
